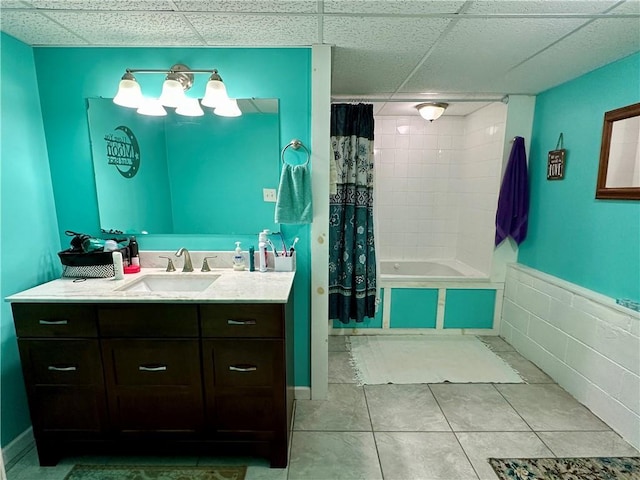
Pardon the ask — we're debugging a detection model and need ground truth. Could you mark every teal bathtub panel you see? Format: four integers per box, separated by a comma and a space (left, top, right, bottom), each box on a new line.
333, 290, 383, 329
444, 289, 496, 329
390, 288, 438, 328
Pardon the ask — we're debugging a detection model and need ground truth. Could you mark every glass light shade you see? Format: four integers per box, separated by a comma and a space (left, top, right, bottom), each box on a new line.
137, 98, 167, 116
214, 98, 242, 117
416, 102, 448, 121
113, 78, 143, 108
159, 79, 187, 108
175, 98, 204, 117
201, 79, 229, 108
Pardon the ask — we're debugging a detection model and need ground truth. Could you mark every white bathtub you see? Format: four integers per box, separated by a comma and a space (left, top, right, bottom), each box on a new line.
379, 260, 486, 282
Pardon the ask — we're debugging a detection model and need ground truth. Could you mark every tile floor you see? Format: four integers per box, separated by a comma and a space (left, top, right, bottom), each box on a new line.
6, 335, 639, 480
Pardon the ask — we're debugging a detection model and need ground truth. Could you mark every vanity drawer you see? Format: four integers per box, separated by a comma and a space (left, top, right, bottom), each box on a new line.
98, 304, 198, 337
102, 339, 201, 386
200, 304, 283, 338
19, 339, 103, 385
206, 339, 282, 388
13, 304, 97, 338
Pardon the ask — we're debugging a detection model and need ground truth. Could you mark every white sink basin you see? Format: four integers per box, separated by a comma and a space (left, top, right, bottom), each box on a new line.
117, 274, 220, 293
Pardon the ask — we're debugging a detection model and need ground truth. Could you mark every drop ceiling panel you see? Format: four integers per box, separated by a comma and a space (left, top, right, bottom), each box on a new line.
498, 17, 640, 93
400, 17, 588, 94
29, 1, 176, 10
610, 1, 640, 14
465, 1, 619, 14
0, 11, 88, 45
185, 13, 318, 46
1, 1, 34, 8
373, 101, 491, 117
174, 1, 318, 13
43, 11, 203, 45
325, 16, 451, 94
324, 0, 465, 15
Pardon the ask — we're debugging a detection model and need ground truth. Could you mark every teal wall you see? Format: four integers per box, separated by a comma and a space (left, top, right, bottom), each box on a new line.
32, 47, 312, 391
519, 52, 640, 302
0, 33, 62, 447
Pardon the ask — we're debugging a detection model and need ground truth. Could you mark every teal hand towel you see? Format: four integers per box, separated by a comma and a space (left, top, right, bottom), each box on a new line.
275, 163, 313, 224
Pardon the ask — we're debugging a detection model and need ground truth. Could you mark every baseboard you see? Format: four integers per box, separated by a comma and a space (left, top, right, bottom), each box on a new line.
294, 386, 311, 400
2, 427, 34, 470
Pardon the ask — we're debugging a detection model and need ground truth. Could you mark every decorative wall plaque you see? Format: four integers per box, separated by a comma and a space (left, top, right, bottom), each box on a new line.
547, 133, 566, 180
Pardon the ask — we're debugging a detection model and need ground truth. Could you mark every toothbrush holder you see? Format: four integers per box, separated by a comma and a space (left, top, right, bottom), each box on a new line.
274, 253, 296, 272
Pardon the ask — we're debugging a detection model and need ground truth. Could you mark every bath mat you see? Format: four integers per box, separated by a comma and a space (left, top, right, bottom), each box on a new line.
64, 464, 246, 480
488, 457, 640, 480
349, 335, 524, 384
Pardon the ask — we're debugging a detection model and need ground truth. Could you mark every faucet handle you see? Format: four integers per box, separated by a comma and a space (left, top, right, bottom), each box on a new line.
159, 256, 176, 272
201, 256, 217, 272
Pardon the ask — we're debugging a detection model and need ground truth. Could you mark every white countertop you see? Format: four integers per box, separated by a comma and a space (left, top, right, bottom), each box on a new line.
6, 268, 295, 304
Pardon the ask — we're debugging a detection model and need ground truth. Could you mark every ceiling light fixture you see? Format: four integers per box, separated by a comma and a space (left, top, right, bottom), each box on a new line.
416, 102, 448, 122
114, 63, 238, 117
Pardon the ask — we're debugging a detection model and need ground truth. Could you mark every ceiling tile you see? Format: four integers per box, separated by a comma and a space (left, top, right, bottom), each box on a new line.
325, 16, 451, 94
30, 1, 176, 10
609, 0, 640, 14
184, 13, 318, 46
0, 11, 88, 45
497, 17, 640, 93
43, 11, 203, 45
400, 17, 588, 94
1, 1, 34, 8
324, 0, 465, 14
175, 1, 317, 13
465, 1, 621, 14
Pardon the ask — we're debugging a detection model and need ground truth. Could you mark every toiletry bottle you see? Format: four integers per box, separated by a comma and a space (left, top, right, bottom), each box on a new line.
249, 246, 255, 272
258, 230, 268, 272
129, 236, 140, 267
233, 241, 245, 271
112, 251, 125, 280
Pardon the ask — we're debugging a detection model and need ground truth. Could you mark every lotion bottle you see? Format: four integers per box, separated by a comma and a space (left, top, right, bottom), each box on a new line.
258, 230, 268, 272
112, 251, 125, 280
233, 241, 245, 271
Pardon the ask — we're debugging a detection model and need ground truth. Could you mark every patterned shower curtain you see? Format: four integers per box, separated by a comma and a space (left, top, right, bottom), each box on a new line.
329, 103, 377, 324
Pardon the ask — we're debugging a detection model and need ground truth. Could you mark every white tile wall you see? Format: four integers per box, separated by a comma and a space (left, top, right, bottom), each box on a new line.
501, 263, 640, 450
373, 103, 506, 274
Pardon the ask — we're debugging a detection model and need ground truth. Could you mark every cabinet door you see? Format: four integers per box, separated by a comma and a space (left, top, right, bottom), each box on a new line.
102, 339, 203, 434
202, 339, 284, 432
18, 339, 107, 434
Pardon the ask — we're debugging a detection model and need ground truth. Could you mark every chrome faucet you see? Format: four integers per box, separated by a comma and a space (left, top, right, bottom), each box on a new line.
175, 248, 193, 272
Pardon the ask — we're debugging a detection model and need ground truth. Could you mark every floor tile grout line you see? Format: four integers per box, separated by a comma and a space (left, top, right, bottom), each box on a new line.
428, 383, 481, 479
363, 385, 387, 479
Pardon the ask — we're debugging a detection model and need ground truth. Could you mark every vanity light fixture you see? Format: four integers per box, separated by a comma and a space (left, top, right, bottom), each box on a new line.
416, 102, 448, 122
114, 63, 237, 117
214, 98, 242, 118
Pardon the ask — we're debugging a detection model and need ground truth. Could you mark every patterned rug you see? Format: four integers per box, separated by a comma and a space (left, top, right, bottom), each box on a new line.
489, 457, 640, 480
64, 464, 247, 480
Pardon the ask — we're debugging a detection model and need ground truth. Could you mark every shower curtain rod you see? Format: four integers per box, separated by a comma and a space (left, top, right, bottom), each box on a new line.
331, 95, 509, 104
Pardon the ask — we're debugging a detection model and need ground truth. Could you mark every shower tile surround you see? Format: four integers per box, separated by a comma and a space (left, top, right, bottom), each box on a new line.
374, 103, 507, 275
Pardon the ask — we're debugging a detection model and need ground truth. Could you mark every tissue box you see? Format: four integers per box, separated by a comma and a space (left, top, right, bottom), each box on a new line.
274, 253, 296, 272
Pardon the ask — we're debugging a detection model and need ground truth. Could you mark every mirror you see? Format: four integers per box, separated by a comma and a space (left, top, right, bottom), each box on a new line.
87, 97, 281, 234
596, 102, 640, 200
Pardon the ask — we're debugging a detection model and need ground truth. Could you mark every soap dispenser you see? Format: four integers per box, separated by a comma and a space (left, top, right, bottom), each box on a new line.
233, 241, 245, 271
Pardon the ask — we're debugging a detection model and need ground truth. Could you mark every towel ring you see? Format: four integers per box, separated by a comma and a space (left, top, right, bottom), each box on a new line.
281, 139, 310, 166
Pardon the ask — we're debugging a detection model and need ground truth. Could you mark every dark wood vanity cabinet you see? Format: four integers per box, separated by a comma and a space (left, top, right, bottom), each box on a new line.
12, 298, 293, 468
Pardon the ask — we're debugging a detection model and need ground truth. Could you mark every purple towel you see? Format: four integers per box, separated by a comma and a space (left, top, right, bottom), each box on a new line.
495, 136, 529, 246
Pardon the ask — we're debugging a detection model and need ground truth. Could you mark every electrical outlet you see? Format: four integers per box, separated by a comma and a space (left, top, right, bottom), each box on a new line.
263, 188, 277, 202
